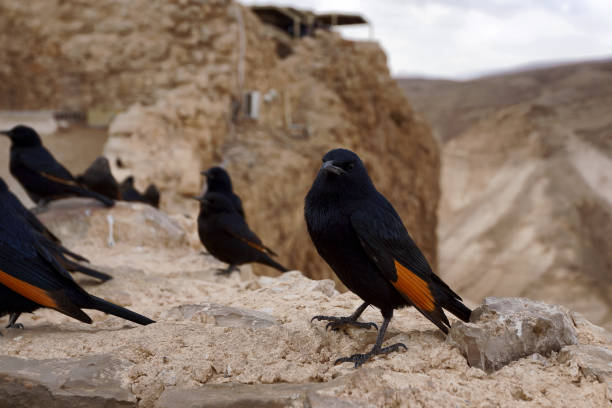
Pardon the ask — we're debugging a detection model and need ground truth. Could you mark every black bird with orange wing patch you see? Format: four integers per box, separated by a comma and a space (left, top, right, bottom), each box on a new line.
1, 125, 114, 207
0, 178, 112, 285
194, 192, 287, 275
0, 181, 153, 332
305, 148, 471, 367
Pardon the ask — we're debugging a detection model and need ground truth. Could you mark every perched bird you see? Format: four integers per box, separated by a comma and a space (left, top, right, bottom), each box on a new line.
76, 156, 121, 200
1, 125, 114, 207
0, 182, 154, 331
119, 176, 160, 208
194, 192, 288, 275
0, 178, 112, 283
305, 148, 471, 367
202, 167, 245, 218
143, 184, 160, 209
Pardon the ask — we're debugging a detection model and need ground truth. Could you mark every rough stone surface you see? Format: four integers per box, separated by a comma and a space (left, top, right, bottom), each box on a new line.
1, 204, 611, 407
163, 303, 279, 328
448, 297, 578, 372
559, 345, 612, 401
0, 0, 440, 285
0, 355, 135, 408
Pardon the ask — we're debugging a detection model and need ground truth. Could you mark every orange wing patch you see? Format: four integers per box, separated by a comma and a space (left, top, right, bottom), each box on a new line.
0, 269, 59, 309
241, 238, 267, 253
392, 260, 436, 312
41, 172, 78, 186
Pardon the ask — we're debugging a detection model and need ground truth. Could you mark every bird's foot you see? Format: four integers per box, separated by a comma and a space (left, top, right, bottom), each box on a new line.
215, 265, 239, 276
334, 342, 407, 368
6, 322, 24, 330
311, 315, 378, 331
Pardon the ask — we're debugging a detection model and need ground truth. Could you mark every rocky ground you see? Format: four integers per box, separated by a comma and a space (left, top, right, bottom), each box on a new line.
1, 200, 611, 407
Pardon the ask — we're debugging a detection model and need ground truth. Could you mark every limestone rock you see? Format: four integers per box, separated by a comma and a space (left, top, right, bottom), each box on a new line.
559, 345, 612, 401
448, 297, 578, 372
36, 198, 188, 249
163, 303, 279, 328
0, 355, 135, 408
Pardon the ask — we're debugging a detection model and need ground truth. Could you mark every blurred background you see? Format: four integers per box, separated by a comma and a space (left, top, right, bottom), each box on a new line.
1, 0, 610, 330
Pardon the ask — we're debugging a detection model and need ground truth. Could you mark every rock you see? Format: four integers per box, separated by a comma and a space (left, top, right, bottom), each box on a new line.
559, 345, 612, 401
36, 198, 188, 249
448, 297, 578, 372
156, 379, 365, 408
0, 355, 135, 408
163, 303, 279, 328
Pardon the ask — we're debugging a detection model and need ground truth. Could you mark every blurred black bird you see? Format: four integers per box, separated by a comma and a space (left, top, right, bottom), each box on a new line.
0, 178, 112, 283
305, 148, 471, 367
76, 156, 121, 200
0, 182, 154, 331
1, 125, 114, 207
143, 184, 160, 208
119, 176, 160, 208
202, 167, 245, 219
194, 192, 287, 275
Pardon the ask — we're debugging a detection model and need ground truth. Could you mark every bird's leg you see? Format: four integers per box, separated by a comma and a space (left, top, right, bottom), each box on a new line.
311, 302, 378, 331
6, 313, 24, 329
215, 264, 239, 276
334, 314, 407, 368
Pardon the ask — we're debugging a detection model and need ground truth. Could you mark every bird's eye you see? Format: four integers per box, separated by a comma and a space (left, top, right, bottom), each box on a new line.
340, 162, 354, 171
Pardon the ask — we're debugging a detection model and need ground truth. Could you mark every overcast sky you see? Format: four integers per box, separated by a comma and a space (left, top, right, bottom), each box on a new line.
243, 0, 612, 79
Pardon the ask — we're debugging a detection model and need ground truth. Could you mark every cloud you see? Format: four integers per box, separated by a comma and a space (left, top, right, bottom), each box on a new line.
243, 0, 612, 78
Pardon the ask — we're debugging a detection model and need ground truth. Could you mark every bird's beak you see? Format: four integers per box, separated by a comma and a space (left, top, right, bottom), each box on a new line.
192, 195, 205, 202
321, 160, 345, 175
201, 170, 210, 177
0, 130, 10, 137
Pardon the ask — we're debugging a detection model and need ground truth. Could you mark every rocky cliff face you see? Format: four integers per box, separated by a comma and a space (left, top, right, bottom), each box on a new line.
0, 0, 439, 283
399, 61, 612, 330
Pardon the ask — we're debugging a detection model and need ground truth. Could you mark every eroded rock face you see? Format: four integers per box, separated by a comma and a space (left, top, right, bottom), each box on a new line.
0, 0, 440, 284
448, 297, 578, 372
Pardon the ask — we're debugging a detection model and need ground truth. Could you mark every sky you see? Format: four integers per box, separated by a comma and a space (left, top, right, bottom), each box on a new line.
243, 0, 612, 79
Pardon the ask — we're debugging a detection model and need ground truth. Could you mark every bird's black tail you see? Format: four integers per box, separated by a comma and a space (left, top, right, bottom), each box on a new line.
75, 187, 115, 207
260, 256, 290, 273
86, 295, 155, 325
63, 258, 113, 282
431, 275, 472, 322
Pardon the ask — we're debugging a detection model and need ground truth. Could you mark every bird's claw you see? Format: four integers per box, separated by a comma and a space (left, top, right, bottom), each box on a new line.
334, 342, 407, 368
215, 266, 239, 276
311, 315, 378, 331
6, 323, 24, 330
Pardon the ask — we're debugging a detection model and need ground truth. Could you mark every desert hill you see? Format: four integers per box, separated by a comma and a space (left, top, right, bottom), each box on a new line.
399, 59, 612, 330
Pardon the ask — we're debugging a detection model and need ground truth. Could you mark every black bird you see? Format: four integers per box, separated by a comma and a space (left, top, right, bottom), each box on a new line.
119, 176, 160, 208
0, 178, 112, 283
1, 125, 114, 207
194, 192, 287, 275
143, 184, 160, 208
202, 167, 245, 218
305, 148, 471, 367
76, 156, 121, 200
0, 182, 154, 331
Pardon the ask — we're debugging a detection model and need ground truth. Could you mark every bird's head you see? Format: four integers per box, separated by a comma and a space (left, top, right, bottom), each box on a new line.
202, 166, 233, 191
0, 125, 42, 147
192, 192, 235, 214
312, 148, 375, 198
